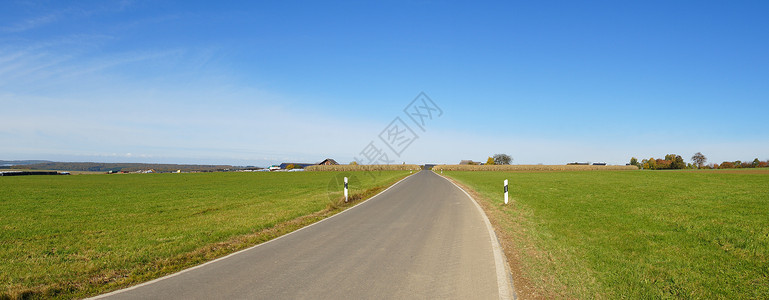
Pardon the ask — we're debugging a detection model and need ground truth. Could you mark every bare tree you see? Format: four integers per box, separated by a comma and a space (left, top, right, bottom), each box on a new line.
691, 152, 707, 169
493, 154, 512, 165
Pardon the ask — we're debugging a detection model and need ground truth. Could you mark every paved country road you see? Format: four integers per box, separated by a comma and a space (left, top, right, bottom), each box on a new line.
95, 170, 512, 299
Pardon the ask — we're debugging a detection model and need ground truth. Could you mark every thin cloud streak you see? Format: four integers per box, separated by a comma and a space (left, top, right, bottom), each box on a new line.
1, 1, 137, 33
1, 13, 59, 33
0, 85, 383, 166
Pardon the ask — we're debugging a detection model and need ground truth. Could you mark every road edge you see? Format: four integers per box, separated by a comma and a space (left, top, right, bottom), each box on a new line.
435, 171, 516, 300
89, 171, 418, 299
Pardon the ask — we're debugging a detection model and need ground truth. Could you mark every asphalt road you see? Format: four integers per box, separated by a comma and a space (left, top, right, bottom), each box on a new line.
96, 170, 508, 299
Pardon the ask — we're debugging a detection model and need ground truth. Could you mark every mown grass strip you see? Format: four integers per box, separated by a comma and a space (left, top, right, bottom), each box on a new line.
0, 171, 411, 299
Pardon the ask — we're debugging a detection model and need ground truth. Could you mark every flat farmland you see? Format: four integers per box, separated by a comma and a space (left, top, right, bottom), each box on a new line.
0, 170, 411, 299
442, 169, 769, 299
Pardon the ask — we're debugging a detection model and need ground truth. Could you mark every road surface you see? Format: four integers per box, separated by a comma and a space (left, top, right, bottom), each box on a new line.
96, 170, 509, 299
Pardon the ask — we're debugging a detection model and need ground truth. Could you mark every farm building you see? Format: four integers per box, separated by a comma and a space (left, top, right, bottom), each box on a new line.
278, 158, 339, 170
318, 158, 339, 165
279, 163, 315, 169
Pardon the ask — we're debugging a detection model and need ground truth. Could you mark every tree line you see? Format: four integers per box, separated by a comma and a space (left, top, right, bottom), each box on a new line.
629, 152, 769, 170
10, 162, 240, 173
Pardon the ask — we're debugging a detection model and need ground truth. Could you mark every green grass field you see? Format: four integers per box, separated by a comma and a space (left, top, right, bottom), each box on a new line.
0, 170, 411, 299
442, 169, 769, 299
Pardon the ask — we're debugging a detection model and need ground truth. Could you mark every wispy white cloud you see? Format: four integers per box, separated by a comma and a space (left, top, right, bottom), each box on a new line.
0, 41, 188, 95
61, 49, 185, 78
0, 84, 382, 166
1, 0, 139, 33
1, 13, 59, 33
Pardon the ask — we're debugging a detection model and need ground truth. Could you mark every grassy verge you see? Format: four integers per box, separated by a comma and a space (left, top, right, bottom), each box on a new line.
440, 169, 769, 299
0, 171, 411, 299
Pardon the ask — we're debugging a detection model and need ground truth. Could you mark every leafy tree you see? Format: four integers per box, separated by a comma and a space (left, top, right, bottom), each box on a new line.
349, 161, 359, 165
493, 154, 512, 165
285, 164, 296, 170
691, 152, 706, 169
486, 157, 496, 165
656, 158, 671, 169
670, 154, 686, 169
752, 158, 760, 168
646, 158, 657, 170
658, 154, 685, 169
630, 157, 640, 169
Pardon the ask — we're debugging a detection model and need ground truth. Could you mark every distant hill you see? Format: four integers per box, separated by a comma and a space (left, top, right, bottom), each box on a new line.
8, 162, 247, 173
0, 160, 52, 167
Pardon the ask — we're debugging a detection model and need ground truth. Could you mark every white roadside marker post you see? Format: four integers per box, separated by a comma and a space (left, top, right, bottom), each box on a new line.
344, 177, 349, 203
504, 179, 509, 204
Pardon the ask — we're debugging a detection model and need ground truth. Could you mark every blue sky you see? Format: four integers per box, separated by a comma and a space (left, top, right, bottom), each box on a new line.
2, 1, 768, 166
